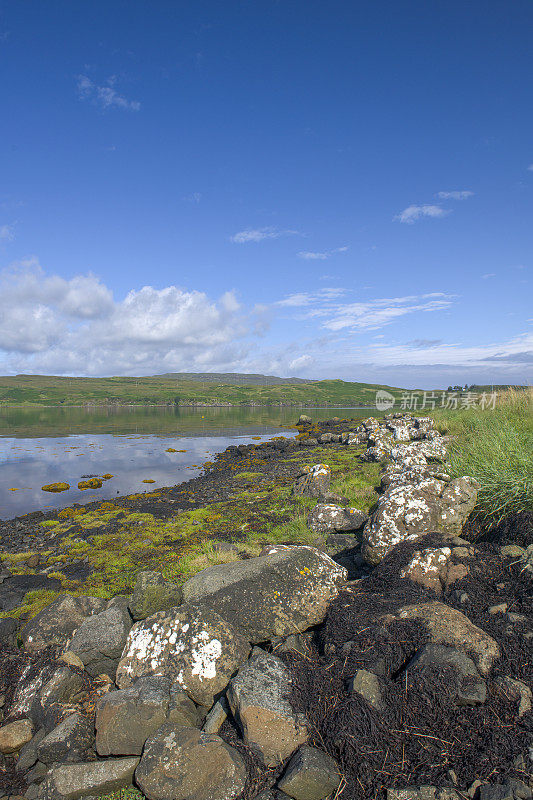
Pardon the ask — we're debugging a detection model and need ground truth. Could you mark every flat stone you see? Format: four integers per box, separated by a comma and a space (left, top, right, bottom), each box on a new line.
0, 719, 33, 754
292, 465, 331, 498
37, 757, 139, 800
202, 697, 229, 734
181, 546, 346, 642
135, 724, 246, 800
277, 746, 341, 800
116, 602, 250, 707
227, 649, 307, 766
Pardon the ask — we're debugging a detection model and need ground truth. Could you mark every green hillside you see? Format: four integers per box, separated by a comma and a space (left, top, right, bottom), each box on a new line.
0, 373, 406, 407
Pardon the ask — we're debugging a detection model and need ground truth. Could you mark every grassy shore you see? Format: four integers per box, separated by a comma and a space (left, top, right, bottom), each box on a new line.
431, 387, 533, 524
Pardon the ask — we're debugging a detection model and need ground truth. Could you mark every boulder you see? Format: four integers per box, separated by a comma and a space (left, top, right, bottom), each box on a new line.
0, 718, 33, 753
135, 724, 246, 800
116, 603, 250, 707
0, 575, 61, 614
227, 649, 308, 766
292, 465, 331, 498
400, 547, 452, 592
96, 677, 170, 756
68, 599, 132, 677
362, 477, 478, 565
37, 757, 139, 800
0, 617, 19, 647
30, 666, 86, 729
297, 415, 312, 425
181, 546, 347, 642
22, 594, 106, 654
128, 571, 183, 621
277, 745, 341, 800
382, 602, 500, 675
496, 676, 532, 717
37, 712, 94, 764
406, 645, 486, 706
307, 504, 368, 534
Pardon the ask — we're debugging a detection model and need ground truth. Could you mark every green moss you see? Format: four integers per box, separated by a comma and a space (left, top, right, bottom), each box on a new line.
3, 589, 60, 620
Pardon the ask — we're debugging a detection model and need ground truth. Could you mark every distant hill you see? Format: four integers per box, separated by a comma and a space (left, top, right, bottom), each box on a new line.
156, 372, 316, 385
0, 373, 406, 407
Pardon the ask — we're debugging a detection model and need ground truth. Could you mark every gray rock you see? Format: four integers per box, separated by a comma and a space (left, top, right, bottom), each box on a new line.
16, 728, 47, 772
0, 617, 18, 647
135, 724, 246, 800
181, 546, 346, 643
227, 649, 308, 766
407, 644, 486, 706
297, 415, 312, 425
307, 504, 368, 534
22, 595, 106, 654
347, 669, 383, 710
387, 789, 462, 800
496, 676, 532, 717
478, 786, 514, 800
37, 712, 94, 764
68, 600, 132, 677
96, 677, 171, 756
116, 603, 250, 707
202, 697, 229, 734
128, 571, 183, 621
292, 465, 331, 498
37, 757, 139, 800
277, 745, 341, 800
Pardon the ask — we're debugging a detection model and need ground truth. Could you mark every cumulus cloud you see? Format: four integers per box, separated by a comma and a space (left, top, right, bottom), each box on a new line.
230, 227, 299, 243
288, 354, 314, 372
77, 74, 140, 111
394, 205, 450, 224
436, 191, 474, 200
297, 246, 348, 260
0, 261, 250, 374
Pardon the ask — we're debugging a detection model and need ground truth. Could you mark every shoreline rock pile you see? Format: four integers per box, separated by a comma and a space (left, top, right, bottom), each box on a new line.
0, 413, 531, 800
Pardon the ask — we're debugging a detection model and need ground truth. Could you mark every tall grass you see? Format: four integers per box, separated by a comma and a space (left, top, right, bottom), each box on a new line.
432, 388, 533, 523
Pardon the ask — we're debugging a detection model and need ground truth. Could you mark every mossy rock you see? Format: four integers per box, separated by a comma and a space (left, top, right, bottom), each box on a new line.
129, 571, 183, 620
78, 478, 103, 490
41, 482, 70, 493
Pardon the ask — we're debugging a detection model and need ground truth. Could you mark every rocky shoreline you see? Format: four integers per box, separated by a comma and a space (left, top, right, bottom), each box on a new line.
0, 414, 531, 800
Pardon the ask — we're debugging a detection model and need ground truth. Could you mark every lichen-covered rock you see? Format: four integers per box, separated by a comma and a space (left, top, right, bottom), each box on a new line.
227, 649, 308, 766
181, 546, 347, 642
361, 477, 478, 565
292, 464, 331, 498
37, 757, 139, 800
307, 504, 368, 534
68, 599, 132, 677
128, 571, 183, 621
401, 547, 452, 592
22, 594, 106, 654
135, 725, 246, 800
277, 745, 341, 800
382, 602, 500, 675
116, 603, 250, 706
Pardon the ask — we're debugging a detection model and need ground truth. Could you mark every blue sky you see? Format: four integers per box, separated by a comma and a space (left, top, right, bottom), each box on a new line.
0, 0, 531, 388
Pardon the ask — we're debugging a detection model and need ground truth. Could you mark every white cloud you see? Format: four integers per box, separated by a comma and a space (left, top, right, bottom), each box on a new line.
394, 205, 450, 224
288, 354, 314, 372
436, 191, 474, 200
482, 273, 495, 279
527, 164, 533, 172
297, 246, 348, 260
0, 261, 250, 374
230, 227, 299, 243
76, 75, 140, 111
0, 224, 15, 242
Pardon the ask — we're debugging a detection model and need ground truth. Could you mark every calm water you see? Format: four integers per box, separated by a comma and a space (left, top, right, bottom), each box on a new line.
0, 405, 375, 520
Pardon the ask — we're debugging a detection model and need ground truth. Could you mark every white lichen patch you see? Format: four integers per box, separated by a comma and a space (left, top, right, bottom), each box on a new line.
401, 547, 451, 578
